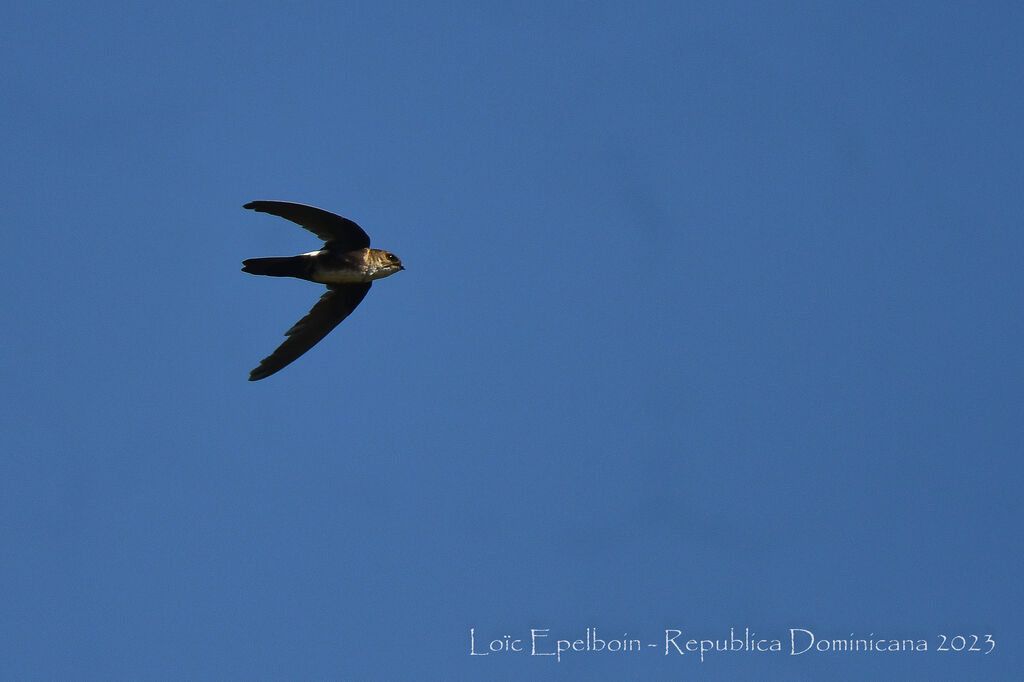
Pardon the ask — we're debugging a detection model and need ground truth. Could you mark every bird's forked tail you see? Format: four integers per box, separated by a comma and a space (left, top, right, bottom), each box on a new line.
241, 256, 311, 278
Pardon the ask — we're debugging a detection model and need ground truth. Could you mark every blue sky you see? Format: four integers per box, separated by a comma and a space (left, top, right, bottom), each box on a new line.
2, 1, 1022, 679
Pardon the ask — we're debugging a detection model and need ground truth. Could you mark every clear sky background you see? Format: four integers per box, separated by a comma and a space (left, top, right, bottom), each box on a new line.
2, 2, 1022, 679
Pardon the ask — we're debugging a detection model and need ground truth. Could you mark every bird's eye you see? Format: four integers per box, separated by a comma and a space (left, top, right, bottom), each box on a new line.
387, 254, 398, 261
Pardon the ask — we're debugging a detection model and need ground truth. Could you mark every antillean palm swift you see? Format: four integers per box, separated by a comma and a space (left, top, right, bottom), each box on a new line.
241, 201, 404, 381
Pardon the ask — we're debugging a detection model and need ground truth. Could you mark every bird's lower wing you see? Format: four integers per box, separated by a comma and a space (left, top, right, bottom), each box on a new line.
248, 283, 372, 381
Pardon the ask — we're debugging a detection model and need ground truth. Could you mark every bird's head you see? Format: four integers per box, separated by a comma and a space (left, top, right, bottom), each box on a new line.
367, 249, 405, 279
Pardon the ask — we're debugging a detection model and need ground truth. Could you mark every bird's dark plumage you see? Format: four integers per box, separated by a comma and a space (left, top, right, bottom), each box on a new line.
247, 283, 371, 381
243, 200, 371, 250
242, 201, 403, 381
241, 256, 312, 279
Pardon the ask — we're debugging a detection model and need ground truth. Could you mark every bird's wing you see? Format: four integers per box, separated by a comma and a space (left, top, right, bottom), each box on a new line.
248, 283, 372, 381
244, 201, 371, 250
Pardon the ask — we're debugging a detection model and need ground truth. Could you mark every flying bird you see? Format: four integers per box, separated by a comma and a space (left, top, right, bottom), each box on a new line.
241, 201, 404, 381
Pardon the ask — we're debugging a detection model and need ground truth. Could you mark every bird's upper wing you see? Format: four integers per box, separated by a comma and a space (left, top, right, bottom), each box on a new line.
248, 283, 372, 381
244, 201, 371, 250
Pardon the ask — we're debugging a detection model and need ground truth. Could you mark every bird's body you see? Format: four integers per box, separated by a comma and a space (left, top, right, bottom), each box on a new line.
241, 201, 403, 381
242, 247, 401, 284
